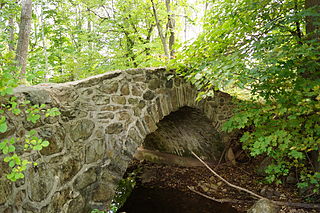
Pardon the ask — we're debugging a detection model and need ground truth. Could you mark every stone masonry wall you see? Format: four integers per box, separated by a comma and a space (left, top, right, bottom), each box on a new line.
0, 67, 235, 212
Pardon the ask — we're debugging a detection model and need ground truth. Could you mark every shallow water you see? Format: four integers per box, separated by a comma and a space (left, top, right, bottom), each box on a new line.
117, 186, 239, 213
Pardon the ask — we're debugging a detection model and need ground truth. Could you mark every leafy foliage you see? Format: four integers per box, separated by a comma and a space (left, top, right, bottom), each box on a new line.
0, 94, 61, 181
0, 51, 60, 181
173, 0, 320, 190
0, 0, 198, 83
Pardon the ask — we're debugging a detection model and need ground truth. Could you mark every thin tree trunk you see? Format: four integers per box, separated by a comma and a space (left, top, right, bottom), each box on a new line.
16, 0, 32, 80
166, 0, 175, 57
8, 17, 15, 51
145, 24, 154, 56
184, 7, 187, 42
151, 0, 169, 58
41, 2, 49, 81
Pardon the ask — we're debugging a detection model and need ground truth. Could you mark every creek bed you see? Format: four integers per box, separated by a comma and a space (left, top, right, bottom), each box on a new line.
117, 185, 239, 213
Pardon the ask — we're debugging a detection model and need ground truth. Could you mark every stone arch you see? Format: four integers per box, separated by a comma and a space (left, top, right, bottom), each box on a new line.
0, 68, 235, 212
141, 106, 225, 160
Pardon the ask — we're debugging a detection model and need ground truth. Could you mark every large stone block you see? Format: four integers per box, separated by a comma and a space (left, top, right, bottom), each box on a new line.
148, 79, 161, 90
85, 139, 106, 163
92, 95, 110, 105
111, 96, 126, 105
26, 164, 56, 202
131, 84, 144, 96
143, 114, 158, 133
105, 122, 124, 134
120, 83, 130, 95
70, 119, 95, 141
39, 125, 66, 155
59, 156, 82, 184
61, 107, 88, 122
143, 90, 155, 100
0, 179, 12, 205
67, 194, 86, 213
99, 82, 119, 94
97, 112, 114, 120
74, 167, 97, 190
92, 184, 115, 202
41, 187, 72, 213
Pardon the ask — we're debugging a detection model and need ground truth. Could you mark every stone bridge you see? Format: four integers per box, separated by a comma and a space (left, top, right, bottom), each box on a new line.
0, 67, 235, 212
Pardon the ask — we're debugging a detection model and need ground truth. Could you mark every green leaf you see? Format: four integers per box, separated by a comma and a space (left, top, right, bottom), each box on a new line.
0, 120, 7, 133
7, 173, 16, 181
4, 156, 11, 162
8, 145, 15, 153
33, 145, 42, 151
3, 146, 9, 154
9, 160, 15, 168
16, 173, 24, 179
0, 141, 6, 149
41, 141, 49, 147
9, 137, 15, 144
12, 108, 21, 115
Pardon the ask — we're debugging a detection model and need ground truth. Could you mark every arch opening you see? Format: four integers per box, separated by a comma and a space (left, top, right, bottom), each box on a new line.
142, 106, 224, 161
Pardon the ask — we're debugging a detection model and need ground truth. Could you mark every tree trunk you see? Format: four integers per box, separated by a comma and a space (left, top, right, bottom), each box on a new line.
151, 0, 170, 58
15, 0, 32, 80
166, 0, 175, 57
145, 24, 155, 56
8, 17, 15, 51
305, 0, 320, 39
305, 0, 320, 172
41, 3, 49, 81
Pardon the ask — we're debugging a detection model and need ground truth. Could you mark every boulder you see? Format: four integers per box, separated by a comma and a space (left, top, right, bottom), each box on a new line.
247, 199, 280, 213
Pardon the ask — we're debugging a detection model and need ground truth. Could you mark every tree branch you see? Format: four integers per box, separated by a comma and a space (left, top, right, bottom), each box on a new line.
150, 0, 169, 58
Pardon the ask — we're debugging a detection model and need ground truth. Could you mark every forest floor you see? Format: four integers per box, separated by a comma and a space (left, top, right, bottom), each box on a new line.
124, 158, 319, 213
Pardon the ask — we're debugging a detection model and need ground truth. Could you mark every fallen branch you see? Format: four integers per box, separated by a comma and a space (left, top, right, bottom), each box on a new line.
187, 186, 245, 204
191, 151, 320, 209
191, 151, 265, 200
